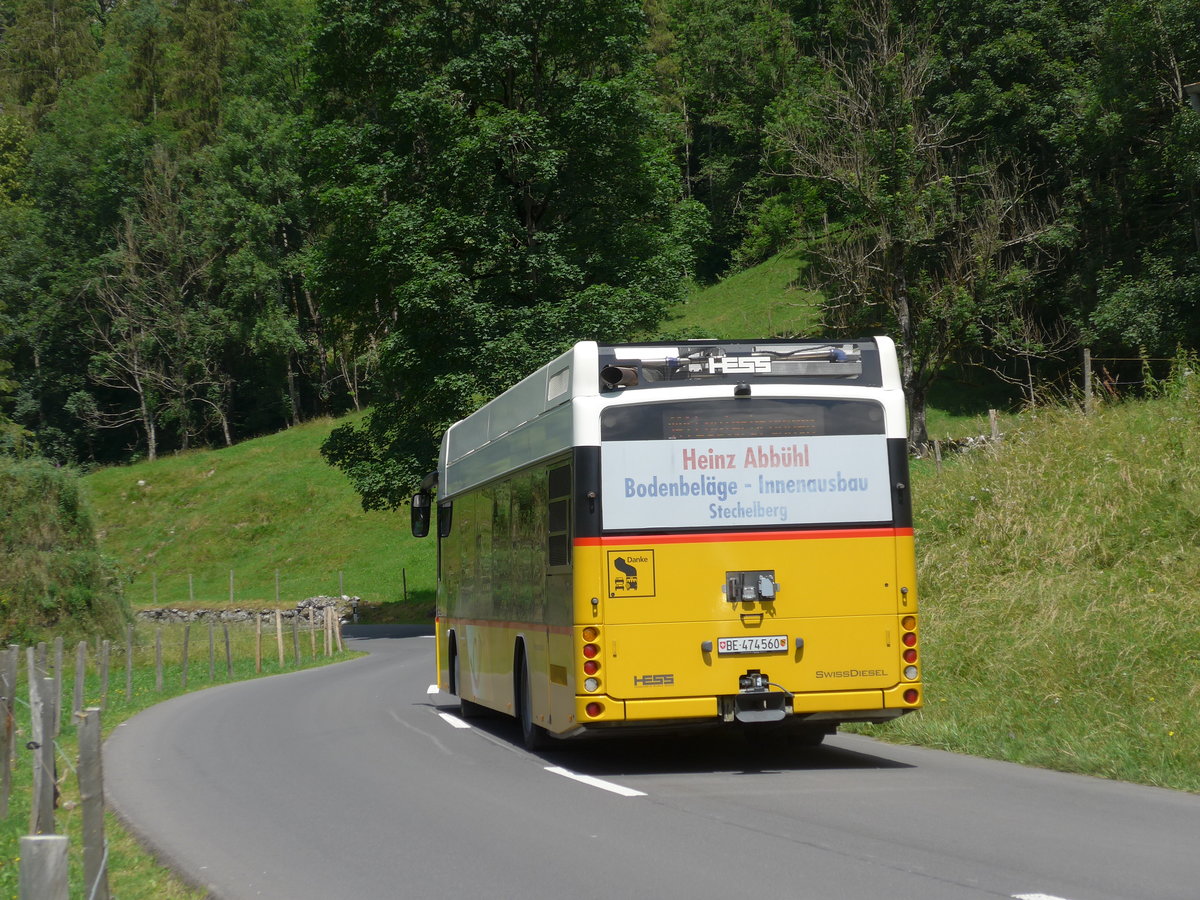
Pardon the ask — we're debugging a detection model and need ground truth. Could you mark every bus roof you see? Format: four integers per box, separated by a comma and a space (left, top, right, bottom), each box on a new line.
440, 337, 900, 497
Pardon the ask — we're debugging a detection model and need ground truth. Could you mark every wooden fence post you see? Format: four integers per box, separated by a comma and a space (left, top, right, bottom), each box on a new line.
275, 610, 284, 668
52, 637, 63, 738
154, 629, 163, 693
334, 608, 343, 653
31, 677, 56, 835
292, 615, 300, 667
125, 626, 134, 703
19, 835, 69, 900
308, 606, 316, 655
255, 615, 263, 674
99, 640, 111, 711
933, 439, 943, 474
1083, 347, 1093, 414
27, 664, 42, 832
181, 625, 190, 690
208, 623, 215, 682
73, 641, 87, 722
989, 409, 1000, 441
223, 625, 232, 678
1, 647, 14, 819
79, 708, 110, 900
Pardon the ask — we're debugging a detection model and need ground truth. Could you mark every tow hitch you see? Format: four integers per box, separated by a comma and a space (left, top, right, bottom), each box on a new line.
720, 670, 792, 723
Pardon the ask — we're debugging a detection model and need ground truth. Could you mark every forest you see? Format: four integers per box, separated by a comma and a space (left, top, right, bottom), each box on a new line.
0, 0, 1197, 506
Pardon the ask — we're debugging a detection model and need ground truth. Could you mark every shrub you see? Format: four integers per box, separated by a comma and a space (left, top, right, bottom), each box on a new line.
0, 456, 128, 642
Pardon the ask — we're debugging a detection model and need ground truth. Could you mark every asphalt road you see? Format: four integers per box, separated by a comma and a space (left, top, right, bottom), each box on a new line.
105, 632, 1200, 900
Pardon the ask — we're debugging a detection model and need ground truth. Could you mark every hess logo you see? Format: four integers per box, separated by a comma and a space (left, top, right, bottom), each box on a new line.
707, 356, 771, 374
633, 673, 675, 686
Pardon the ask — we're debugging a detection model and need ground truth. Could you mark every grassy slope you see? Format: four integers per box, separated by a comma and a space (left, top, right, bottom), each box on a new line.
84, 416, 435, 618
661, 248, 821, 339
872, 388, 1200, 791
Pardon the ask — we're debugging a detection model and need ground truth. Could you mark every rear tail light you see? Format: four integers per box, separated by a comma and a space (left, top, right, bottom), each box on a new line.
903, 688, 919, 704
900, 616, 919, 682
581, 627, 602, 692
585, 702, 603, 717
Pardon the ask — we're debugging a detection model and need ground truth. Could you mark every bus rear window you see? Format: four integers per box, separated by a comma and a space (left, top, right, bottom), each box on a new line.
601, 398, 885, 441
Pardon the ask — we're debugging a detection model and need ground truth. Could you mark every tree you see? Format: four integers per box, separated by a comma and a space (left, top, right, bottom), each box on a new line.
0, 0, 98, 119
310, 0, 698, 508
658, 0, 804, 277
76, 146, 233, 460
767, 0, 1054, 447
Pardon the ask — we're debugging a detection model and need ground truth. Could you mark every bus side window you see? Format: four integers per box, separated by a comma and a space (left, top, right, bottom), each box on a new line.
437, 501, 453, 538
548, 463, 571, 568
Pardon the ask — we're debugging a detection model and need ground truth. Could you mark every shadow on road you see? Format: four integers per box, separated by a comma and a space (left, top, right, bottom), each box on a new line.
343, 624, 435, 639
426, 693, 914, 777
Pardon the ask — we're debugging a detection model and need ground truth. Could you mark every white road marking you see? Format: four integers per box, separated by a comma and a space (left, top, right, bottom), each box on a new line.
544, 766, 646, 798
427, 684, 440, 694
1012, 894, 1076, 900
438, 713, 471, 729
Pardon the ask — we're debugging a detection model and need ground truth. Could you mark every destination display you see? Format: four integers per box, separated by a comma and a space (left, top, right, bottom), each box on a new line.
600, 433, 893, 531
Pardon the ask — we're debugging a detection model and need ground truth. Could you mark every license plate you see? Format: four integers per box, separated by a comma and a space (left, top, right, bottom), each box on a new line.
716, 635, 788, 655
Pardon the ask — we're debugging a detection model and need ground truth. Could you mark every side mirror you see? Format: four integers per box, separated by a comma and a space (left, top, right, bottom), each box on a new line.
411, 490, 431, 538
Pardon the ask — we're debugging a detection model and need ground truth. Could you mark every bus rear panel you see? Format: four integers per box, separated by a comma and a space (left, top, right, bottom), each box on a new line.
420, 338, 920, 745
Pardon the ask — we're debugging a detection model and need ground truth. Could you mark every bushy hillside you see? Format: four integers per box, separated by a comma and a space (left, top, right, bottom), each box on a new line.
0, 457, 127, 642
83, 417, 434, 618
871, 371, 1200, 791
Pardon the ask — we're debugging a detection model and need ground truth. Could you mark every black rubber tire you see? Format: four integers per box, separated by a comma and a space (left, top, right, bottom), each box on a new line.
453, 647, 486, 719
518, 653, 551, 751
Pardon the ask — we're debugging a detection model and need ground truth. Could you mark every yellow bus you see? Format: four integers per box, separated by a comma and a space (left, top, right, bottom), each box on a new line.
411, 338, 920, 749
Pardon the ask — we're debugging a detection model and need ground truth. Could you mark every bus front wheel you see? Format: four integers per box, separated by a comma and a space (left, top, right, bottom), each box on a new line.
452, 644, 486, 719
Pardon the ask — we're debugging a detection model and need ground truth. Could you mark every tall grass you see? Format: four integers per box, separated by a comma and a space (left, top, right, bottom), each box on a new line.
866, 376, 1200, 791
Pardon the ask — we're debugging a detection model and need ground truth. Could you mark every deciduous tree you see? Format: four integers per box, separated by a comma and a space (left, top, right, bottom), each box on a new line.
310, 0, 698, 508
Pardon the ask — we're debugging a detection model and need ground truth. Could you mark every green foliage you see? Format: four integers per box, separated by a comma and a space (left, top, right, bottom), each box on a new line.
867, 393, 1200, 790
310, 0, 697, 508
660, 246, 820, 339
0, 456, 129, 642
83, 414, 434, 612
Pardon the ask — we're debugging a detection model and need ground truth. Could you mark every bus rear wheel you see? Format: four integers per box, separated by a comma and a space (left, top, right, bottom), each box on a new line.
518, 652, 551, 752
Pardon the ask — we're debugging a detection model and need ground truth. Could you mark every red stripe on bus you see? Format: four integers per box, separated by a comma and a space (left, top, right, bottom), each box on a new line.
574, 527, 912, 546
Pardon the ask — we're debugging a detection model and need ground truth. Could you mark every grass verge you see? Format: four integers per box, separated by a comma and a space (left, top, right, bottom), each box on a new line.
0, 624, 360, 898
858, 388, 1200, 792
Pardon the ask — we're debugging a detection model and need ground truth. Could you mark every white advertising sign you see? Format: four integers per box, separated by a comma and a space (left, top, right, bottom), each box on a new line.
601, 435, 892, 530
